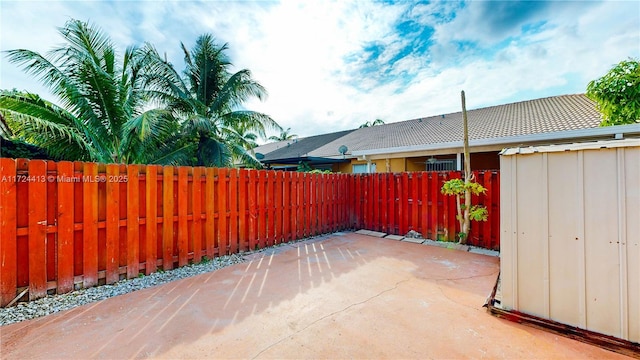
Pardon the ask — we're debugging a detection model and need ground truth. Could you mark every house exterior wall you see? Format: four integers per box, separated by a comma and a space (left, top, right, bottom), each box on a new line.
500, 140, 640, 342
340, 152, 499, 173
388, 158, 405, 172
405, 157, 425, 171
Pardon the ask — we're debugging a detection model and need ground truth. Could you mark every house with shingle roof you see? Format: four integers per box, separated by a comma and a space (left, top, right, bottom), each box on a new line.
255, 130, 355, 171
254, 94, 640, 173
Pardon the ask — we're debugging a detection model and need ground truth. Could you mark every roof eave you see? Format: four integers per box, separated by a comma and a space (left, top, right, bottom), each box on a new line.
351, 123, 640, 157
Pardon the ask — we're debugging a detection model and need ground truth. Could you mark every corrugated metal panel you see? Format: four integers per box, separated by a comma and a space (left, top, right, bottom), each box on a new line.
500, 139, 640, 342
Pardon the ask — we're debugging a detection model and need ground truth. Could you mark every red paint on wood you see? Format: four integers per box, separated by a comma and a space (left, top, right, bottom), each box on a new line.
266, 170, 275, 246
289, 172, 298, 240
177, 166, 189, 267
45, 162, 56, 284
379, 174, 388, 233
429, 172, 439, 240
397, 173, 407, 235
248, 170, 257, 248
274, 171, 283, 244
492, 171, 500, 250
331, 175, 338, 232
126, 165, 140, 278
237, 169, 248, 251
0, 158, 18, 305
105, 164, 120, 284
281, 171, 290, 243
83, 162, 99, 288
73, 161, 83, 278
192, 167, 203, 263
411, 173, 419, 232
388, 173, 395, 233
297, 173, 305, 238
308, 173, 315, 235
420, 172, 428, 236
204, 168, 216, 258
218, 168, 228, 255
56, 162, 74, 293
228, 169, 239, 253
28, 160, 47, 300
372, 174, 380, 231
145, 166, 158, 274
257, 170, 266, 246
3, 164, 504, 308
162, 166, 174, 270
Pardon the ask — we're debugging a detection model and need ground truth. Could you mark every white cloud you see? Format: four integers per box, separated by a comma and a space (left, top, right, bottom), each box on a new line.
1, 0, 638, 139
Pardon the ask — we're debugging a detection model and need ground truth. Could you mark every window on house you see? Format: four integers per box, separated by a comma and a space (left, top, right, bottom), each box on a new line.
352, 163, 376, 173
426, 159, 456, 171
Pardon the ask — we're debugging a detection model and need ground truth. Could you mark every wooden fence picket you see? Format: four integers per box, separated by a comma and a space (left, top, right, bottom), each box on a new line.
192, 167, 203, 263
204, 167, 216, 258
56, 161, 74, 293
0, 158, 17, 306
162, 166, 174, 270
0, 157, 501, 306
229, 169, 239, 254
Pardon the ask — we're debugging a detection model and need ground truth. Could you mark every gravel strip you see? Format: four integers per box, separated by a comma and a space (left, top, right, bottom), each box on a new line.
0, 234, 335, 327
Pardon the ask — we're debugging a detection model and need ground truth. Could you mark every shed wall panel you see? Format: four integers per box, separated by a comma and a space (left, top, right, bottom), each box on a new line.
515, 154, 545, 317
500, 139, 640, 342
624, 149, 640, 343
583, 150, 621, 337
548, 152, 582, 327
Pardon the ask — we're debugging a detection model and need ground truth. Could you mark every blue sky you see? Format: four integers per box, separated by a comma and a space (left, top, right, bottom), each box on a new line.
1, 0, 639, 139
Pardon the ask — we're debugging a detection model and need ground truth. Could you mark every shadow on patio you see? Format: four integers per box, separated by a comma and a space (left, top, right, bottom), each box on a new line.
0, 232, 625, 359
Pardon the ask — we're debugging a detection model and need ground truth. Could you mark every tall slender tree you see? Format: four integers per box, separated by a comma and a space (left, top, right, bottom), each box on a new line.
358, 118, 385, 128
142, 35, 280, 167
268, 127, 297, 142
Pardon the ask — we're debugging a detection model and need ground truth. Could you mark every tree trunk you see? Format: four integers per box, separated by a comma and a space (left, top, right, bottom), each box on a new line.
460, 90, 472, 244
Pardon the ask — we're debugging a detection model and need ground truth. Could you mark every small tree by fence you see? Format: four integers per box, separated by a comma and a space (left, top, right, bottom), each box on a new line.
0, 158, 499, 306
348, 170, 499, 247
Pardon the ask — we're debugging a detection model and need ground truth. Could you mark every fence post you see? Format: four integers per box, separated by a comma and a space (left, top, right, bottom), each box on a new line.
145, 165, 158, 274
238, 169, 248, 251
162, 165, 174, 270
0, 158, 17, 306
83, 162, 99, 288
56, 161, 74, 293
218, 168, 228, 256
192, 167, 203, 263
229, 168, 239, 253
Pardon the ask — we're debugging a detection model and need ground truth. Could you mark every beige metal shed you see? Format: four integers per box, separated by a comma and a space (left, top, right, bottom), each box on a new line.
499, 138, 640, 343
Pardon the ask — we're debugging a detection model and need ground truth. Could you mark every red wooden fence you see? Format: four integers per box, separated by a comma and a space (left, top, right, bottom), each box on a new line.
349, 170, 500, 249
0, 159, 351, 306
0, 158, 499, 307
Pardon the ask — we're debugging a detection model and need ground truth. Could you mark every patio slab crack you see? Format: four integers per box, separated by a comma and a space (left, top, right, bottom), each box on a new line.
251, 278, 411, 359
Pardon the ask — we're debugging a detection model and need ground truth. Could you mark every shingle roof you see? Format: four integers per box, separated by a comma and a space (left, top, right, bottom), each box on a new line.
255, 94, 605, 161
252, 140, 289, 157
310, 94, 602, 157
255, 129, 355, 162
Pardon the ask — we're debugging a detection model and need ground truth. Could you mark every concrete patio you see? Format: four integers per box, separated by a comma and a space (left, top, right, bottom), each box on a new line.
0, 232, 628, 359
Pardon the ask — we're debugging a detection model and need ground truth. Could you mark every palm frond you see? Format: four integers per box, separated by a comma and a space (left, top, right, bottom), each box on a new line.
220, 110, 280, 138
1, 109, 92, 161
195, 136, 231, 167
145, 141, 197, 166
209, 69, 267, 113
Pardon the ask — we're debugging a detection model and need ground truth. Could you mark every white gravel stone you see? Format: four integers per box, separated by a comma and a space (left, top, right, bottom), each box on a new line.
0, 234, 336, 327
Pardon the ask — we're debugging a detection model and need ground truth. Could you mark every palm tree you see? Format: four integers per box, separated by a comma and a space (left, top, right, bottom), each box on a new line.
226, 122, 262, 168
268, 127, 297, 142
0, 20, 189, 164
142, 34, 280, 167
358, 118, 385, 128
